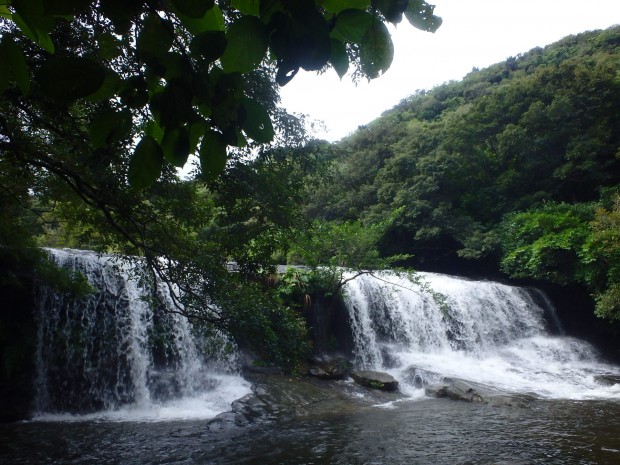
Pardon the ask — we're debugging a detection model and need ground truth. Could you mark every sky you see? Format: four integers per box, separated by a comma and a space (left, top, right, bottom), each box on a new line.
279, 0, 620, 142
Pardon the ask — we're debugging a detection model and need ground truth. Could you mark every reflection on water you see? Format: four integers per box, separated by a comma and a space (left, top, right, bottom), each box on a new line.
2, 398, 619, 465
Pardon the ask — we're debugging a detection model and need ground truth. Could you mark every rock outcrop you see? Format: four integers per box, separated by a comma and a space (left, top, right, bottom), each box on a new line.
350, 370, 399, 391
207, 370, 404, 430
307, 356, 351, 380
594, 374, 620, 386
425, 378, 533, 407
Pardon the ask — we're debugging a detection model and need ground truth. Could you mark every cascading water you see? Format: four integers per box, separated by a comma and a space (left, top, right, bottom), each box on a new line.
33, 248, 250, 421
343, 271, 620, 400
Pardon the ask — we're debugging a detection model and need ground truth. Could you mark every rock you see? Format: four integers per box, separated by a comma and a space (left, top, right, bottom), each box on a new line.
425, 378, 532, 407
594, 374, 620, 386
426, 379, 485, 402
350, 370, 399, 391
401, 366, 444, 388
308, 366, 331, 379
308, 356, 351, 380
208, 369, 407, 430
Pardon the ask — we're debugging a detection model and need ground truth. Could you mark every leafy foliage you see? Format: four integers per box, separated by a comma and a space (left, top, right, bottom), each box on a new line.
0, 1, 442, 367
304, 27, 620, 277
588, 195, 620, 320
0, 0, 441, 187
499, 203, 594, 285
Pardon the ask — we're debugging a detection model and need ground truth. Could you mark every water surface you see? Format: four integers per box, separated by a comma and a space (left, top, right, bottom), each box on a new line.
2, 398, 619, 464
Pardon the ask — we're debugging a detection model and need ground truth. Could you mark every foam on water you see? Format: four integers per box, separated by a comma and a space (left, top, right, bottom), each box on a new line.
34, 249, 251, 422
343, 271, 620, 400
32, 374, 251, 422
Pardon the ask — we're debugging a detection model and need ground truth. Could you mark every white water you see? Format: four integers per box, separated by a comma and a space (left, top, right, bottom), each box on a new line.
34, 249, 250, 422
343, 271, 620, 400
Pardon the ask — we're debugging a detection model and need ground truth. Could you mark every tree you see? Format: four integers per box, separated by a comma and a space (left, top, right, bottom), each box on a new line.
586, 194, 620, 321
0, 1, 442, 366
1, 0, 442, 186
302, 27, 620, 275
499, 202, 594, 285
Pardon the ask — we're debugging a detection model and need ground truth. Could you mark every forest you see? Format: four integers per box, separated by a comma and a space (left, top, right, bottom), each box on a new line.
1, 0, 619, 377
303, 25, 620, 323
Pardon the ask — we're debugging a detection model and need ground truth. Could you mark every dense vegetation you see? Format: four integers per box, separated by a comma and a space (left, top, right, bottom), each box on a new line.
2, 0, 619, 381
304, 26, 620, 320
0, 0, 442, 372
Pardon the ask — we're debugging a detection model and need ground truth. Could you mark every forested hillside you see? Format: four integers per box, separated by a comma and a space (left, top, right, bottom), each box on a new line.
304, 26, 620, 320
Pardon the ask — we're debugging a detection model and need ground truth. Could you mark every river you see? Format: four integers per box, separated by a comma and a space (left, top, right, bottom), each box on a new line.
2, 396, 619, 464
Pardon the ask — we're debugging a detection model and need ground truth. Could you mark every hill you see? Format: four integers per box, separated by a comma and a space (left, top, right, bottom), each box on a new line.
304, 26, 620, 275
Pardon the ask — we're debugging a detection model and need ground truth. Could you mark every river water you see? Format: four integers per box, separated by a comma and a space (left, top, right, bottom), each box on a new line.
2, 397, 619, 464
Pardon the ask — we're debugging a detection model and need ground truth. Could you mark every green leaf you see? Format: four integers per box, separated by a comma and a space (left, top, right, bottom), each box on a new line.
161, 126, 191, 167
375, 0, 408, 24
145, 119, 164, 143
321, 0, 370, 14
149, 83, 193, 129
43, 0, 91, 16
210, 72, 244, 128
189, 30, 227, 62
84, 68, 121, 102
188, 119, 208, 153
360, 20, 394, 78
199, 131, 227, 180
128, 136, 164, 189
0, 37, 30, 95
137, 14, 174, 59
405, 0, 442, 33
0, 63, 7, 95
119, 75, 149, 108
198, 103, 212, 119
11, 7, 55, 53
329, 38, 349, 78
176, 4, 225, 34
220, 16, 267, 74
100, 0, 141, 34
170, 0, 213, 18
160, 52, 193, 82
240, 98, 274, 144
0, 5, 12, 20
37, 56, 106, 101
97, 31, 123, 60
231, 0, 260, 16
331, 9, 374, 44
89, 108, 132, 148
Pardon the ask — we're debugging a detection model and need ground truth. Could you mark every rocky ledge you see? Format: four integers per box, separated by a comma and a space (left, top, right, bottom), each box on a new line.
425, 378, 534, 408
350, 370, 399, 391
207, 369, 404, 431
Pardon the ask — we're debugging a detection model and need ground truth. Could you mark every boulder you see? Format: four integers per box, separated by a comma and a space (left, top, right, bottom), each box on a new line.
425, 378, 533, 407
425, 379, 485, 402
350, 370, 399, 391
308, 356, 351, 380
401, 366, 444, 388
594, 374, 620, 386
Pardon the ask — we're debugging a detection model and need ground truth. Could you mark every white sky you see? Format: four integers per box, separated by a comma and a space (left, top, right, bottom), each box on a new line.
279, 0, 620, 142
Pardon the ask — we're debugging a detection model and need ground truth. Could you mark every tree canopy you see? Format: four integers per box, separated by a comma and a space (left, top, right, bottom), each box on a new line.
0, 0, 441, 186
0, 0, 443, 367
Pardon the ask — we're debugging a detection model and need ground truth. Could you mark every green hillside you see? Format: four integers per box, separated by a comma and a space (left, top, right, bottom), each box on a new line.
304, 26, 620, 320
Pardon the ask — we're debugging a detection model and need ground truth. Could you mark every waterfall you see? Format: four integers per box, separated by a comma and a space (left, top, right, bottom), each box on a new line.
34, 248, 250, 421
343, 271, 620, 399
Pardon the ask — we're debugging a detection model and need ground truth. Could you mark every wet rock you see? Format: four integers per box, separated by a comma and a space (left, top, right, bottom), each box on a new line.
425, 378, 532, 407
426, 379, 486, 402
308, 356, 351, 380
208, 371, 405, 430
401, 366, 444, 388
594, 374, 620, 386
350, 370, 399, 391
